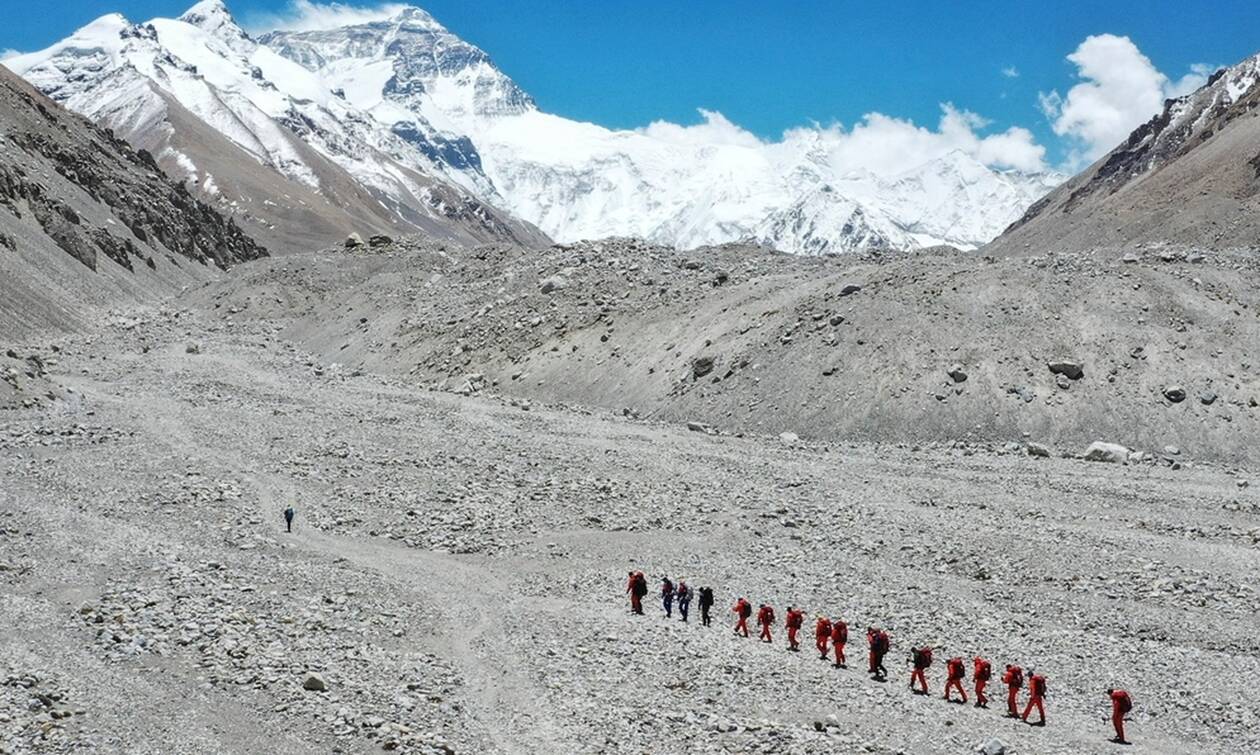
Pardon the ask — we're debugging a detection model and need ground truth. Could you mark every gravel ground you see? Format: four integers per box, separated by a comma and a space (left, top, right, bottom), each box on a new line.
1, 285, 1257, 754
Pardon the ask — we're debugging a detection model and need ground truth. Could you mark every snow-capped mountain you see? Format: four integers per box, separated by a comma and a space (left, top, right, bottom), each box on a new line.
3, 0, 545, 252
989, 50, 1260, 254
7, 1, 1061, 255
260, 5, 1061, 254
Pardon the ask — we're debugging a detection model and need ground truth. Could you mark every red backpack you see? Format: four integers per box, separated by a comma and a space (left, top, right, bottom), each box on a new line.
975, 660, 992, 681
832, 621, 848, 644
1005, 666, 1024, 688
1030, 675, 1047, 697
948, 658, 965, 679
1114, 690, 1132, 713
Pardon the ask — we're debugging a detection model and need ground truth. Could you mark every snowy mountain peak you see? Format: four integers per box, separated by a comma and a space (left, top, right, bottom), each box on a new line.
387, 6, 447, 32
179, 0, 232, 26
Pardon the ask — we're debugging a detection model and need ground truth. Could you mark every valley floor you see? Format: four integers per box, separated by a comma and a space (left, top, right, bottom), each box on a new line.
1, 296, 1257, 754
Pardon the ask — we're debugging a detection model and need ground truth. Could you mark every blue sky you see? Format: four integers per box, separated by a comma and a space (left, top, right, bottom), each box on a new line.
4, 0, 1260, 168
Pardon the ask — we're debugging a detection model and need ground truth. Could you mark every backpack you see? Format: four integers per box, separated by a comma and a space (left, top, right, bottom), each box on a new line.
1115, 691, 1132, 713
699, 588, 713, 606
833, 622, 848, 643
739, 601, 752, 618
1031, 675, 1046, 697
633, 575, 648, 597
1006, 667, 1023, 688
948, 658, 964, 679
914, 648, 932, 669
976, 660, 991, 681
875, 632, 889, 654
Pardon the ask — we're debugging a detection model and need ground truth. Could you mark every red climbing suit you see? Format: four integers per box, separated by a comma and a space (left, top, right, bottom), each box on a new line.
910, 646, 933, 694
831, 620, 848, 666
944, 657, 968, 702
815, 617, 832, 658
973, 657, 992, 707
757, 605, 776, 642
1022, 673, 1047, 724
733, 598, 751, 637
1002, 665, 1024, 717
1110, 689, 1132, 743
626, 572, 645, 614
785, 608, 804, 650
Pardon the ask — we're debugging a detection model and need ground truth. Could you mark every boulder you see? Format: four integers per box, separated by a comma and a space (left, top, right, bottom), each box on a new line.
302, 673, 327, 691
947, 364, 968, 383
975, 738, 1007, 755
1026, 442, 1052, 458
1199, 391, 1217, 406
692, 356, 715, 379
368, 234, 393, 248
1163, 385, 1187, 403
540, 275, 568, 294
1083, 441, 1130, 464
185, 342, 201, 355
1047, 360, 1084, 380
838, 284, 862, 296
344, 233, 364, 249
779, 432, 800, 446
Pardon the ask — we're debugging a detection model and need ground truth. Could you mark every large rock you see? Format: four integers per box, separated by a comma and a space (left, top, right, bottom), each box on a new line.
692, 356, 715, 379
368, 234, 393, 248
1026, 442, 1052, 458
344, 233, 364, 249
1083, 441, 1130, 463
1047, 360, 1084, 380
1163, 385, 1187, 403
947, 364, 968, 383
540, 275, 568, 294
302, 673, 327, 691
975, 738, 1007, 755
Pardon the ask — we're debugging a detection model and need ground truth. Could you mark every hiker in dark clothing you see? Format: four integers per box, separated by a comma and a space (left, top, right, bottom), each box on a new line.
698, 587, 715, 626
661, 577, 676, 617
283, 506, 295, 533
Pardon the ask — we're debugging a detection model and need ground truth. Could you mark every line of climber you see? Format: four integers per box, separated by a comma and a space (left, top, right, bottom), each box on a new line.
625, 571, 1135, 745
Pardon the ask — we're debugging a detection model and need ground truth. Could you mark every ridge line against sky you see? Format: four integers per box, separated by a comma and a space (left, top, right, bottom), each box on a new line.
4, 0, 1259, 170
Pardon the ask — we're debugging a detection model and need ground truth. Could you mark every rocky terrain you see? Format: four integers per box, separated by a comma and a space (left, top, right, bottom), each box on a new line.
0, 65, 267, 339
194, 236, 1260, 466
0, 234, 1256, 754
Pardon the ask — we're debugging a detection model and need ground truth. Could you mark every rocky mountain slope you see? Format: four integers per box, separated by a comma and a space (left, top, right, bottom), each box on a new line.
193, 238, 1260, 465
2, 1, 547, 253
989, 53, 1260, 254
261, 5, 1062, 255
0, 65, 266, 340
1, 256, 1254, 753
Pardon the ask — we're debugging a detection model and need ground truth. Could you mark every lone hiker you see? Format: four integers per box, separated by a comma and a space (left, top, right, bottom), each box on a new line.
973, 656, 992, 708
283, 505, 295, 533
785, 606, 805, 651
757, 604, 776, 643
733, 597, 752, 636
815, 616, 832, 660
661, 577, 675, 618
909, 645, 933, 695
1002, 664, 1024, 718
1107, 688, 1132, 744
676, 580, 692, 622
830, 618, 849, 668
698, 586, 714, 626
1022, 670, 1048, 726
944, 656, 968, 703
626, 571, 647, 615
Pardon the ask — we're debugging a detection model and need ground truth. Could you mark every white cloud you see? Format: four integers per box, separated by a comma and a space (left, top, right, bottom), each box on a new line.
1039, 34, 1213, 166
798, 104, 1046, 175
241, 1, 412, 34
637, 103, 1047, 177
1002, 66, 1020, 78
639, 109, 763, 149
